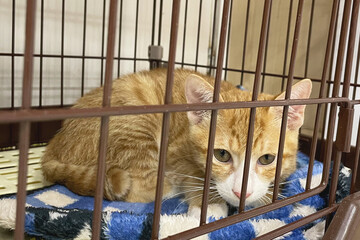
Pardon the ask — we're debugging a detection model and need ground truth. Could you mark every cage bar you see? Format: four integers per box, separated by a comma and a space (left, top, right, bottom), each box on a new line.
151, 0, 180, 238
342, 0, 360, 100
14, 1, 37, 239
260, 2, 272, 92
304, 0, 315, 78
199, 0, 230, 225
117, 0, 123, 77
328, 0, 360, 209
255, 204, 338, 240
0, 98, 349, 124
209, 0, 218, 74
351, 119, 360, 193
240, 0, 251, 85
181, 0, 188, 68
60, 0, 65, 106
100, 0, 106, 86
151, 0, 157, 46
194, 0, 202, 71
133, 0, 139, 72
224, 0, 233, 80
157, 0, 163, 46
272, 0, 305, 202
39, 0, 44, 107
306, 0, 340, 191
11, 0, 15, 109
81, 0, 87, 97
239, 0, 273, 212
91, 0, 118, 239
167, 181, 330, 239
281, 0, 293, 91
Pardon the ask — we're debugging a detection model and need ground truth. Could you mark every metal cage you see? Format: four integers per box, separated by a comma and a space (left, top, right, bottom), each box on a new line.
0, 0, 360, 239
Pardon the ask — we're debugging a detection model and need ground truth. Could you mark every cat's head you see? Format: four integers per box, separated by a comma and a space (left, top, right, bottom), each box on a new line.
185, 74, 312, 207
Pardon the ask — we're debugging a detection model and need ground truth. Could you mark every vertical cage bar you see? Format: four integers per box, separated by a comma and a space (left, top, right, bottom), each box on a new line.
209, 0, 218, 74
240, 0, 251, 85
11, 0, 15, 109
305, 0, 340, 191
151, 0, 157, 46
342, 0, 360, 100
157, 0, 163, 46
14, 1, 37, 239
151, 1, 180, 238
117, 0, 123, 77
224, 0, 233, 80
260, 3, 272, 92
181, 0, 188, 68
320, 0, 353, 227
351, 120, 360, 193
100, 0, 106, 86
281, 0, 293, 91
239, 0, 272, 212
328, 0, 360, 208
194, 0, 203, 71
304, 0, 315, 77
321, 1, 340, 161
272, 0, 304, 202
39, 0, 44, 107
134, 0, 139, 72
81, 0, 87, 96
60, 0, 65, 106
91, 0, 118, 239
200, 0, 230, 225
352, 35, 360, 100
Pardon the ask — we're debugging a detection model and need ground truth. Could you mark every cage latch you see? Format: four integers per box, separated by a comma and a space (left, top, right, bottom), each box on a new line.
335, 105, 354, 152
148, 45, 163, 69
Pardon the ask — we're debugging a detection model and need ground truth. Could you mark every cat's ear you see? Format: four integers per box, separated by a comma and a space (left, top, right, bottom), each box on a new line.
270, 79, 312, 130
185, 74, 220, 125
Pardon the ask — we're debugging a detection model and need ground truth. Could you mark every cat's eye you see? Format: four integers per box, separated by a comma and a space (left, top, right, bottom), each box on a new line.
257, 154, 276, 165
214, 149, 232, 163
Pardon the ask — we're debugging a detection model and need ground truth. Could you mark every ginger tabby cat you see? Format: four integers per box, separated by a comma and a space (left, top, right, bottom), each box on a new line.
41, 68, 312, 216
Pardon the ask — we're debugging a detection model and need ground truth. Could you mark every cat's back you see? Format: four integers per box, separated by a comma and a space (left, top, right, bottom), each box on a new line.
74, 68, 203, 108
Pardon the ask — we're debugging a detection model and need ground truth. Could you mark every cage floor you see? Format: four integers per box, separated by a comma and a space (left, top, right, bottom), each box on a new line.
0, 147, 52, 196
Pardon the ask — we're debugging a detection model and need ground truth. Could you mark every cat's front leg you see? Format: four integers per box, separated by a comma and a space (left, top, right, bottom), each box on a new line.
188, 202, 228, 220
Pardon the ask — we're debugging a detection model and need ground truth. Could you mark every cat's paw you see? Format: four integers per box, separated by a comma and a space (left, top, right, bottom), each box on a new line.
188, 203, 228, 221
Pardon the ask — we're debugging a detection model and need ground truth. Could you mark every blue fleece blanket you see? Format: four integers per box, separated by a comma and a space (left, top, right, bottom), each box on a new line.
0, 153, 351, 239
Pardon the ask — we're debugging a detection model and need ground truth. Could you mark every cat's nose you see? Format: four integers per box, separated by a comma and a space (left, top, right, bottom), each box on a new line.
232, 190, 252, 199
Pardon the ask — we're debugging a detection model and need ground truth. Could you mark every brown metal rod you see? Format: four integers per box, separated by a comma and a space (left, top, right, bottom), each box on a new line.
351, 118, 360, 194
324, 0, 360, 220
255, 204, 338, 240
239, 0, 272, 212
343, 0, 360, 100
328, 150, 343, 205
91, 0, 118, 239
200, 0, 230, 225
273, 0, 304, 202
0, 98, 349, 124
326, 0, 358, 209
305, 0, 340, 191
166, 182, 328, 239
14, 1, 37, 240
151, 0, 180, 239
332, 0, 352, 98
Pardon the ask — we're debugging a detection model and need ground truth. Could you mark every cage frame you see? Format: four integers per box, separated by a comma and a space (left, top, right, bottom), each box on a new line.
0, 0, 360, 239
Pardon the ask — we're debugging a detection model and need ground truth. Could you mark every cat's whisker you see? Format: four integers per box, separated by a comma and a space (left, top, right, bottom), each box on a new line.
172, 191, 217, 213
163, 188, 205, 201
268, 178, 300, 187
167, 172, 217, 184
167, 172, 206, 181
